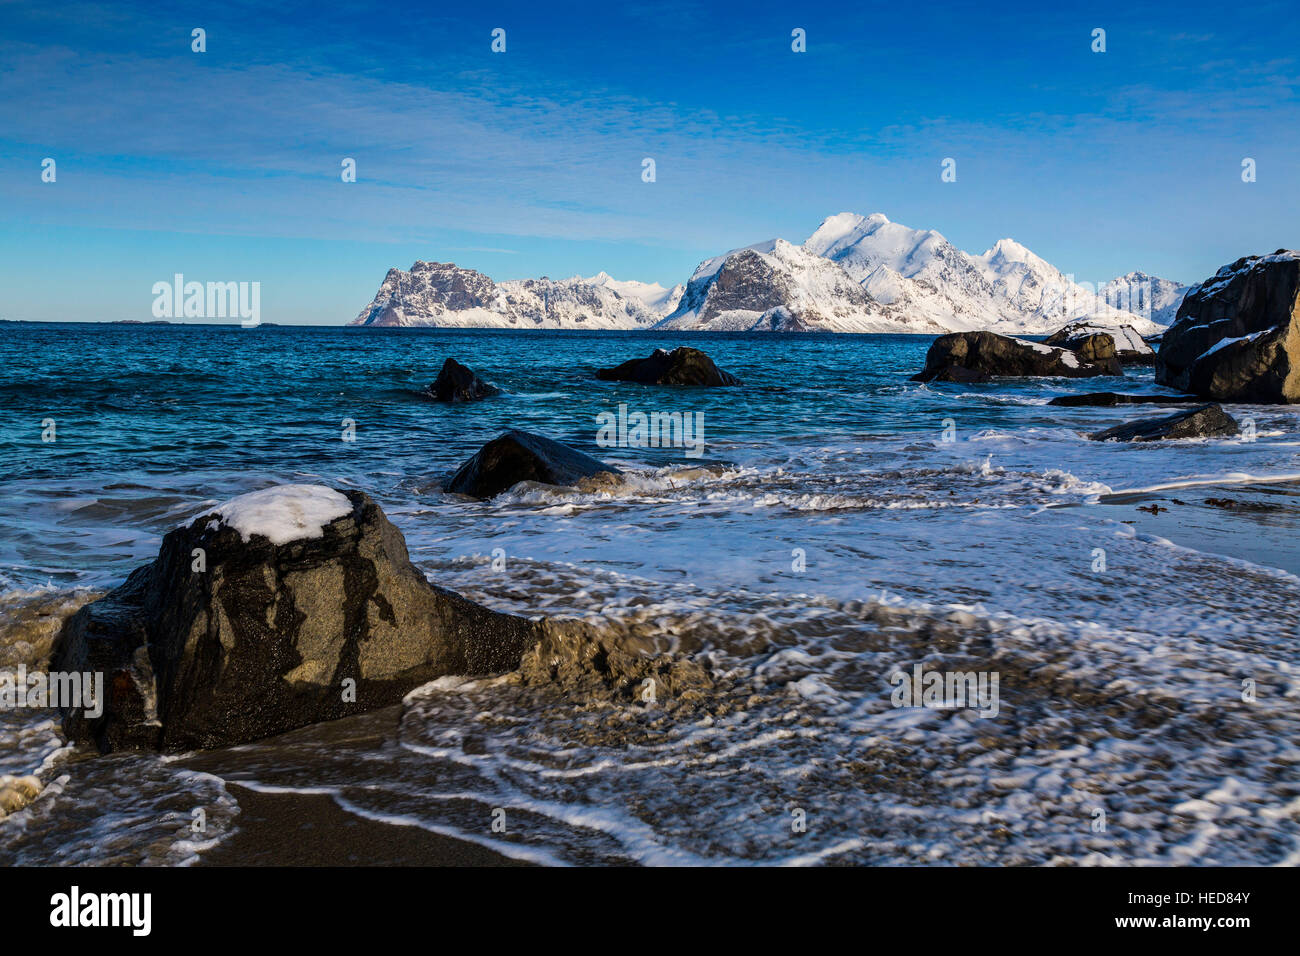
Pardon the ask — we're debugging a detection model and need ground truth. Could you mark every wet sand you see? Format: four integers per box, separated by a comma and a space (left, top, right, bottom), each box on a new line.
1101, 479, 1300, 576
198, 783, 531, 867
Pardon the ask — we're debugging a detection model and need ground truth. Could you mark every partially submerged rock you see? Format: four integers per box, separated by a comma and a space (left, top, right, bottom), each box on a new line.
597, 346, 741, 386
927, 365, 992, 384
0, 775, 42, 820
1156, 251, 1300, 402
1049, 392, 1201, 407
517, 619, 716, 706
426, 357, 500, 402
1045, 321, 1155, 364
445, 429, 621, 500
911, 330, 1122, 382
1089, 404, 1240, 442
50, 485, 539, 752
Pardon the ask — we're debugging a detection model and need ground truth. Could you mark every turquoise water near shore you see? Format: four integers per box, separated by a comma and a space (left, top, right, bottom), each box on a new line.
3, 323, 1300, 865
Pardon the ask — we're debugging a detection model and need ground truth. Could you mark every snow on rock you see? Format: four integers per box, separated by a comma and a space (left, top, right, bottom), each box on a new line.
1045, 321, 1155, 357
206, 485, 353, 546
1156, 250, 1300, 402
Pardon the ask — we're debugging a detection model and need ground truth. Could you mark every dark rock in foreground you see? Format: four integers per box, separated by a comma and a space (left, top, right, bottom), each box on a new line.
51, 485, 539, 752
446, 429, 621, 500
597, 346, 741, 386
1156, 251, 1300, 403
1049, 392, 1202, 407
1045, 321, 1156, 365
1089, 404, 1240, 442
426, 357, 500, 401
911, 330, 1122, 383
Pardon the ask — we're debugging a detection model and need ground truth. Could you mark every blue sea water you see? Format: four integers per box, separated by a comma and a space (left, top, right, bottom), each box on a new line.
2, 322, 1300, 865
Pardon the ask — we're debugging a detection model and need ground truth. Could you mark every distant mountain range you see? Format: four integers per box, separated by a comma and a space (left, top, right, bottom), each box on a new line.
351, 213, 1189, 334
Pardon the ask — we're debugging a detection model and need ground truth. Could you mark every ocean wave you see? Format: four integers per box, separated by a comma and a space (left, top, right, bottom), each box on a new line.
175, 568, 1300, 866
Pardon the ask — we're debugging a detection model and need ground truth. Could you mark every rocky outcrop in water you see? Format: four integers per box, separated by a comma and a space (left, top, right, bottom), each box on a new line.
911, 331, 1122, 382
1155, 251, 1300, 403
1048, 392, 1201, 407
50, 486, 540, 752
597, 346, 741, 386
1045, 321, 1155, 364
926, 366, 992, 384
517, 619, 717, 707
426, 358, 500, 402
1088, 404, 1240, 442
445, 429, 621, 500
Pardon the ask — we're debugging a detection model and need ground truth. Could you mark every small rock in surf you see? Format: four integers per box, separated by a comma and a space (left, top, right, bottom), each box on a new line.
597, 346, 741, 386
445, 429, 622, 499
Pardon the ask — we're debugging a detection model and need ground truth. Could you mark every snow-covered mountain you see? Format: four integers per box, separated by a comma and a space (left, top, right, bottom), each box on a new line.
782, 212, 1167, 335
654, 238, 947, 333
1099, 271, 1191, 328
351, 262, 667, 329
352, 214, 1186, 334
582, 272, 684, 317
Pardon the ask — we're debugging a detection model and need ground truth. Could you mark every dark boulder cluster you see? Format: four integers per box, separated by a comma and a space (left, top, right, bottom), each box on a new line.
1156, 251, 1300, 403
909, 254, 1300, 437
597, 346, 741, 386
911, 330, 1122, 383
1044, 322, 1155, 365
1088, 404, 1241, 443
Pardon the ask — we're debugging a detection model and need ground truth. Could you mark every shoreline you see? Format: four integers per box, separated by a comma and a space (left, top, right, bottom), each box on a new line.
197, 783, 531, 867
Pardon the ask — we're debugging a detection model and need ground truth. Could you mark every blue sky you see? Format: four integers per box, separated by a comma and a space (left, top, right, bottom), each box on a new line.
1, 0, 1297, 324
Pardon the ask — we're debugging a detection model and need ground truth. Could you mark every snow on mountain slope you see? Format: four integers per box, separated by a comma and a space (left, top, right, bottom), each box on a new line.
351, 216, 1185, 335
654, 238, 948, 333
687, 239, 782, 284
350, 261, 662, 329
1100, 271, 1191, 328
580, 272, 683, 317
803, 212, 1167, 335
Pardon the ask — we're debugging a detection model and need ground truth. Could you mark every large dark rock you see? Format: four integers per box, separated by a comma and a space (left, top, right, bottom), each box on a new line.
1049, 392, 1201, 407
50, 486, 539, 752
911, 331, 1122, 382
426, 358, 500, 401
597, 347, 741, 386
1155, 251, 1300, 402
446, 429, 621, 500
928, 366, 992, 384
1089, 404, 1240, 442
1045, 321, 1155, 365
